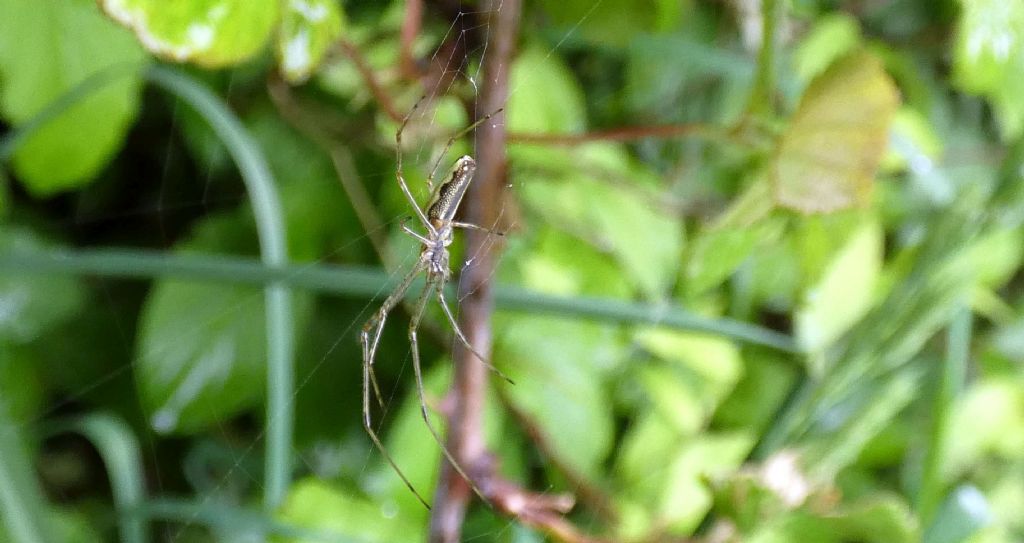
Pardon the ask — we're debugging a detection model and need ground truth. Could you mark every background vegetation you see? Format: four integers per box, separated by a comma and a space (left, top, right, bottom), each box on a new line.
2, 0, 1023, 541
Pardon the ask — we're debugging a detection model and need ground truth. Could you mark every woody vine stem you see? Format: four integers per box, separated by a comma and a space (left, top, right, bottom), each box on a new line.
428, 0, 519, 540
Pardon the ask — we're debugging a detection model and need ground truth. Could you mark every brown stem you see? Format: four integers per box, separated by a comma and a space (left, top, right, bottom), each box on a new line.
427, 0, 519, 541
266, 75, 391, 266
500, 393, 618, 521
508, 122, 724, 145
400, 0, 424, 80
338, 39, 404, 123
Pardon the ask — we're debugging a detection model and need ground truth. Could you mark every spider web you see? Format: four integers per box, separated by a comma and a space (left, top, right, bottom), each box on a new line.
9, 2, 606, 541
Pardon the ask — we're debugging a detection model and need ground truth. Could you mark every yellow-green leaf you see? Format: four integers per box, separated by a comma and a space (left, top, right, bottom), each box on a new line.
773, 51, 900, 213
795, 218, 883, 356
277, 0, 345, 83
99, 0, 279, 68
0, 0, 145, 195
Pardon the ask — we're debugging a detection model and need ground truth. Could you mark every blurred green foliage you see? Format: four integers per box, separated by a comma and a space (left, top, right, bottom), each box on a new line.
2, 0, 1024, 542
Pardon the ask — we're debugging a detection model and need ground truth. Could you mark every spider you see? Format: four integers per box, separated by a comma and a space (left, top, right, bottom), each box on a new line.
360, 99, 510, 509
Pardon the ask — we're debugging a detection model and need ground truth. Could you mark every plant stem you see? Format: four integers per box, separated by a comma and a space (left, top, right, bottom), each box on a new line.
428, 1, 520, 540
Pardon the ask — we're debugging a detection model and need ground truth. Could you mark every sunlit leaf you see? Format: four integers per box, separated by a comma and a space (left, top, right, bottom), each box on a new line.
944, 378, 1024, 478
635, 328, 744, 411
135, 213, 313, 434
518, 147, 682, 299
952, 0, 1024, 139
508, 45, 586, 135
793, 13, 862, 84
923, 486, 991, 543
773, 51, 900, 213
618, 427, 753, 538
750, 494, 919, 543
685, 219, 783, 295
0, 0, 145, 194
277, 0, 345, 83
278, 478, 421, 543
495, 315, 620, 481
99, 0, 279, 68
795, 217, 883, 355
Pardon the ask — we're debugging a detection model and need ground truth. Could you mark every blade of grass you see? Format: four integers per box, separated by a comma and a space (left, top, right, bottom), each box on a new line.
917, 304, 971, 522
0, 248, 797, 352
145, 66, 294, 511
1, 63, 296, 512
0, 405, 53, 543
126, 498, 361, 542
47, 414, 147, 543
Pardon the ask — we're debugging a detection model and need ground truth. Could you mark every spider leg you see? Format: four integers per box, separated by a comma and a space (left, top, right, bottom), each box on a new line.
361, 346, 431, 509
400, 218, 433, 245
395, 97, 435, 232
360, 262, 433, 509
451, 220, 506, 238
408, 280, 491, 505
425, 107, 505, 195
435, 289, 515, 385
362, 261, 424, 410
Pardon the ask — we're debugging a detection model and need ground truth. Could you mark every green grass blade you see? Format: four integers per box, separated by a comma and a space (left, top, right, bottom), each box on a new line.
0, 406, 53, 543
126, 498, 360, 542
145, 66, 294, 511
918, 304, 971, 522
0, 248, 797, 352
47, 414, 148, 543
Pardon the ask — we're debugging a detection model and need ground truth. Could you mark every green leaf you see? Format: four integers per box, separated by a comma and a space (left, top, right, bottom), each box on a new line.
0, 345, 44, 426
924, 486, 991, 543
635, 328, 744, 414
277, 0, 344, 83
617, 428, 754, 538
99, 0, 279, 68
135, 213, 312, 434
751, 494, 919, 543
508, 45, 586, 134
0, 0, 145, 195
244, 106, 353, 261
495, 315, 620, 481
517, 147, 683, 299
795, 218, 883, 356
944, 378, 1024, 478
792, 13, 862, 84
773, 51, 900, 213
715, 349, 799, 434
685, 219, 783, 295
277, 478, 420, 543
952, 0, 1024, 139
0, 227, 86, 343
534, 0, 680, 47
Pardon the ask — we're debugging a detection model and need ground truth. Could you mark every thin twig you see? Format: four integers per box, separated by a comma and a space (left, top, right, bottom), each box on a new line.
337, 39, 404, 123
400, 0, 424, 80
499, 393, 618, 521
266, 76, 391, 266
508, 122, 725, 146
